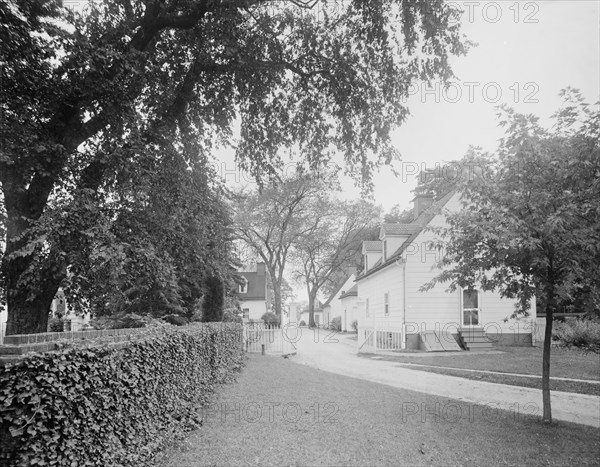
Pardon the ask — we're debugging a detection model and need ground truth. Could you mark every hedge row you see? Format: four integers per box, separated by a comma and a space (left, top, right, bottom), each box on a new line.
0, 323, 245, 466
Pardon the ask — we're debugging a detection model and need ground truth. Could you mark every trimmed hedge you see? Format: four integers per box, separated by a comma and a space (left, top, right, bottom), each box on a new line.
0, 323, 245, 466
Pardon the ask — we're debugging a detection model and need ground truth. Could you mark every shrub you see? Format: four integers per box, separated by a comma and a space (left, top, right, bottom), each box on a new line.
329, 316, 341, 332
261, 312, 280, 326
552, 318, 600, 353
351, 320, 358, 333
299, 320, 306, 326
0, 323, 245, 466
47, 317, 64, 332
222, 308, 242, 323
162, 314, 189, 326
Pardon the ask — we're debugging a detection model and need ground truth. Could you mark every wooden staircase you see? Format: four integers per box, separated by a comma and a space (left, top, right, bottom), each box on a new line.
420, 331, 463, 352
458, 327, 494, 350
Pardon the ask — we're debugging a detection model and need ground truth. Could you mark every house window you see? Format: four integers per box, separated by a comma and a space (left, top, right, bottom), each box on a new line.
462, 289, 479, 326
366, 298, 370, 317
239, 278, 248, 294
384, 292, 389, 316
242, 308, 249, 319
383, 240, 387, 261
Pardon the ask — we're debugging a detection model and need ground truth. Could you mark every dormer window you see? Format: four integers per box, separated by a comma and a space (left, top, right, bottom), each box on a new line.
364, 255, 368, 271
239, 278, 248, 294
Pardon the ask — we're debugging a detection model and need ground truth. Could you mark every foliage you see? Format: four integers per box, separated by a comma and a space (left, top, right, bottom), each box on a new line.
292, 194, 381, 327
261, 312, 280, 326
0, 323, 244, 466
351, 320, 358, 333
234, 173, 329, 317
222, 308, 242, 324
201, 276, 225, 323
329, 316, 342, 332
90, 313, 150, 330
384, 205, 415, 224
162, 314, 189, 326
299, 320, 306, 327
552, 319, 600, 353
424, 89, 600, 423
47, 318, 64, 333
1, 0, 472, 333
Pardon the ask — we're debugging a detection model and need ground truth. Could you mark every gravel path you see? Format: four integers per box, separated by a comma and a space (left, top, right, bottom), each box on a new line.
292, 331, 600, 428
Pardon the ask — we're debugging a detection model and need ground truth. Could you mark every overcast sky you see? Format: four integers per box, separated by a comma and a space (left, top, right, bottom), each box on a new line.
219, 0, 600, 215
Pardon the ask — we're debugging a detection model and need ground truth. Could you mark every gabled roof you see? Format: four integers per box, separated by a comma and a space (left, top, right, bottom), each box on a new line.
237, 271, 266, 300
357, 191, 456, 281
339, 284, 358, 300
323, 273, 356, 306
380, 223, 422, 236
362, 241, 382, 252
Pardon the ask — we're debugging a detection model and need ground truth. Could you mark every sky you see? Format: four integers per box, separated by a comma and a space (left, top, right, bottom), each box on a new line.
218, 0, 600, 214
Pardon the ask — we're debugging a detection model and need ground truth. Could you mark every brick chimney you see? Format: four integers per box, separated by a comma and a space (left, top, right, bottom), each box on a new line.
412, 194, 434, 218
256, 262, 266, 276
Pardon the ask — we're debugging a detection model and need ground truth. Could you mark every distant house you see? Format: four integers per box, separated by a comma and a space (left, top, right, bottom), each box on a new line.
321, 270, 356, 329
49, 288, 90, 331
288, 302, 302, 323
356, 192, 536, 352
237, 262, 271, 322
339, 284, 358, 332
299, 300, 324, 327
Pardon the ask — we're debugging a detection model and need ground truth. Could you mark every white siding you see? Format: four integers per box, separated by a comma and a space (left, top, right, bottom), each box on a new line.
340, 295, 358, 331
240, 299, 268, 321
403, 193, 535, 334
357, 266, 404, 331
327, 275, 356, 324
357, 192, 535, 339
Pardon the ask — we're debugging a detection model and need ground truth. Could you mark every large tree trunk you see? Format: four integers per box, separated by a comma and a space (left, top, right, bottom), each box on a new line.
308, 291, 317, 328
542, 285, 555, 423
3, 247, 62, 336
2, 199, 63, 335
272, 284, 282, 318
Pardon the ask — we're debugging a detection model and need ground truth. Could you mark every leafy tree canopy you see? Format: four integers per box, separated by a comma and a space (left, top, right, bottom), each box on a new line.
1, 0, 469, 334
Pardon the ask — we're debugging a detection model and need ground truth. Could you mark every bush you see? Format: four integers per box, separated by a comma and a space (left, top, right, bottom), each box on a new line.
351, 320, 358, 333
552, 318, 600, 353
299, 320, 306, 326
222, 308, 242, 323
329, 316, 341, 332
261, 312, 280, 326
0, 323, 245, 466
162, 314, 189, 326
47, 317, 64, 332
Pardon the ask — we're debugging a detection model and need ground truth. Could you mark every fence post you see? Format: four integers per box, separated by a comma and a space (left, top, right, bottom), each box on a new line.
261, 344, 265, 355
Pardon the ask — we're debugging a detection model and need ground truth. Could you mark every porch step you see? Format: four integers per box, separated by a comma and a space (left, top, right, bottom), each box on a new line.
420, 331, 463, 352
458, 328, 494, 350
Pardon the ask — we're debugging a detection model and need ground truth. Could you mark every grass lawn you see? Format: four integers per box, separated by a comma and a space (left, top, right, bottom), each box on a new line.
157, 354, 599, 466
364, 345, 600, 380
392, 366, 600, 396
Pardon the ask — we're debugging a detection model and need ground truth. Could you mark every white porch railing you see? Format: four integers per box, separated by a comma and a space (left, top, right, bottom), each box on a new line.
358, 325, 403, 353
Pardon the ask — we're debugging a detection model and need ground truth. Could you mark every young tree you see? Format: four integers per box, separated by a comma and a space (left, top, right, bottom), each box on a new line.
1, 0, 469, 334
293, 198, 381, 327
424, 90, 600, 423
